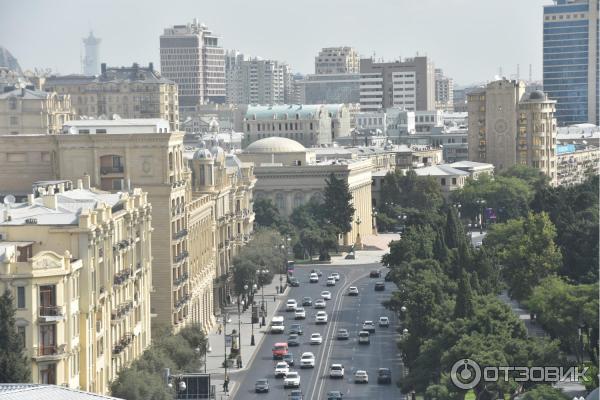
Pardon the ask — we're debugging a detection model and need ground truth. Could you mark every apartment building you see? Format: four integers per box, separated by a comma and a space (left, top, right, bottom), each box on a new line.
467, 80, 558, 184
43, 63, 179, 131
435, 68, 454, 111
0, 179, 152, 394
0, 86, 74, 135
0, 119, 246, 329
160, 19, 226, 109
315, 47, 360, 74
359, 56, 435, 112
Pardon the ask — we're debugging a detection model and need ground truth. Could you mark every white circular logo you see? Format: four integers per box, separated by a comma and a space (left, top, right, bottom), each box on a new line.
450, 359, 481, 390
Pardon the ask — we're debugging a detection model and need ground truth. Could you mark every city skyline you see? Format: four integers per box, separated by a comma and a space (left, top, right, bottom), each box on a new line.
2, 0, 548, 85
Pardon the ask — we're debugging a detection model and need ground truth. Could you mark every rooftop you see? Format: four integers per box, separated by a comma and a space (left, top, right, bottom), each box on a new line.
61, 119, 170, 134
245, 137, 307, 153
0, 384, 123, 400
414, 165, 469, 177
245, 104, 329, 121
0, 87, 51, 100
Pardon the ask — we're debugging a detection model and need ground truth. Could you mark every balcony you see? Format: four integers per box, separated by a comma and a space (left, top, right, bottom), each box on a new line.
173, 272, 189, 287
34, 344, 67, 360
175, 293, 191, 310
113, 268, 132, 286
111, 301, 134, 324
173, 251, 189, 264
172, 228, 188, 240
112, 333, 133, 356
100, 166, 124, 175
39, 305, 64, 322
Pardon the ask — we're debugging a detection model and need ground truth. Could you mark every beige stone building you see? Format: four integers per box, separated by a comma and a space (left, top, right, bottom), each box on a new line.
467, 80, 558, 184
43, 63, 179, 131
0, 86, 75, 135
238, 137, 372, 246
0, 119, 254, 328
315, 47, 360, 75
556, 145, 600, 186
0, 179, 152, 395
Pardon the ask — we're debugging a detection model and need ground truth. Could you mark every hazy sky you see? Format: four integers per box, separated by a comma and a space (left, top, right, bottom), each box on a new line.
1, 0, 548, 85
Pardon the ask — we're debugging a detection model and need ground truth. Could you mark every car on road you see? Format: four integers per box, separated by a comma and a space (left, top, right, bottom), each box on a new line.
315, 311, 328, 324
289, 277, 300, 287
337, 328, 349, 340
311, 269, 322, 277
289, 389, 304, 400
314, 299, 326, 309
271, 316, 285, 334
284, 371, 301, 388
374, 282, 386, 291
358, 330, 370, 344
384, 271, 393, 282
255, 378, 270, 393
379, 316, 390, 327
301, 296, 312, 306
327, 391, 344, 400
310, 333, 322, 345
282, 352, 294, 366
286, 299, 298, 311
289, 323, 303, 335
294, 307, 306, 319
300, 352, 315, 368
362, 320, 376, 333
348, 286, 359, 296
329, 364, 344, 378
321, 290, 332, 300
326, 277, 336, 286
370, 269, 381, 278
287, 334, 301, 347
377, 367, 392, 384
331, 272, 340, 281
309, 273, 319, 283
354, 370, 369, 383
272, 342, 288, 359
275, 361, 289, 378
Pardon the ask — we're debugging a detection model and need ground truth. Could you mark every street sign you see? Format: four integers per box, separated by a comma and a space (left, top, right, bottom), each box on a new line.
174, 373, 212, 399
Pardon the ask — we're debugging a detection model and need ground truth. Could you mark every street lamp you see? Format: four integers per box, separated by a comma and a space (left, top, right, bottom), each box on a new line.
238, 298, 244, 366
256, 268, 269, 326
222, 314, 231, 386
476, 199, 486, 234
372, 207, 378, 235
195, 340, 211, 373
251, 283, 258, 346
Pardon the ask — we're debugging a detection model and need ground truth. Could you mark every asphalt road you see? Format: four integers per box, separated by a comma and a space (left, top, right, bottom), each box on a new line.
233, 263, 403, 400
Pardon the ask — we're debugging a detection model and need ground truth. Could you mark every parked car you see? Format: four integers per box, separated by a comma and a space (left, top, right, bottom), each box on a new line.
379, 316, 390, 327
329, 364, 344, 378
354, 370, 369, 384
377, 367, 392, 384
255, 378, 270, 393
374, 282, 386, 291
337, 328, 349, 340
284, 371, 301, 388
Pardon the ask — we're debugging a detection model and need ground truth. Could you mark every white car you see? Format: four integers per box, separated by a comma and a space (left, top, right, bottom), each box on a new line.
300, 352, 315, 368
331, 272, 340, 281
275, 361, 289, 378
309, 273, 319, 283
294, 307, 306, 319
315, 311, 328, 324
379, 316, 390, 327
348, 286, 359, 296
329, 364, 344, 378
354, 370, 369, 383
286, 299, 297, 311
310, 333, 322, 345
284, 371, 301, 388
321, 291, 332, 300
362, 320, 375, 333
326, 277, 336, 286
314, 299, 326, 309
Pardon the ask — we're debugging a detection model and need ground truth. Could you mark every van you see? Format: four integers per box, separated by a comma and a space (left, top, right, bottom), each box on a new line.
272, 342, 289, 359
271, 316, 285, 333
358, 330, 370, 344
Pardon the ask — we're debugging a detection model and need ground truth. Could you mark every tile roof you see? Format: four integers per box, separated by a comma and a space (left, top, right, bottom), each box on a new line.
0, 384, 123, 399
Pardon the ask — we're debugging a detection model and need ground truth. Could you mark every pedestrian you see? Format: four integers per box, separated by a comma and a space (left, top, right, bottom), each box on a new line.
217, 323, 222, 335
223, 376, 229, 392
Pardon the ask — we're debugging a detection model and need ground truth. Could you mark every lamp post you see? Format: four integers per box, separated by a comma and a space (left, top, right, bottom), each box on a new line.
256, 268, 269, 327
195, 340, 211, 373
222, 314, 231, 388
251, 283, 257, 346
372, 207, 378, 235
476, 199, 486, 234
238, 297, 244, 367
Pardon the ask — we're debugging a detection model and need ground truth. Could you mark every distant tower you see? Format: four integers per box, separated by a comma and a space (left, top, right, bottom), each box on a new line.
82, 31, 101, 76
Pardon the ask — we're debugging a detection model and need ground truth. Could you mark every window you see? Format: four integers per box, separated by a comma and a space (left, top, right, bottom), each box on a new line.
8, 97, 17, 110
17, 326, 26, 347
17, 287, 25, 309
441, 178, 446, 186
452, 178, 457, 185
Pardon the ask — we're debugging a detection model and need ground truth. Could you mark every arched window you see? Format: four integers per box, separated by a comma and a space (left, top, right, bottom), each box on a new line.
8, 97, 17, 110
275, 193, 285, 211
293, 193, 303, 209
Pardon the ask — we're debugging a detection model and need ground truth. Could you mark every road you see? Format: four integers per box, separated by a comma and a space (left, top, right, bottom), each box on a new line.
233, 263, 403, 400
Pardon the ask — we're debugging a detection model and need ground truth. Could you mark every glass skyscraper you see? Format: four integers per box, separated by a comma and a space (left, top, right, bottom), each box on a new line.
543, 0, 599, 126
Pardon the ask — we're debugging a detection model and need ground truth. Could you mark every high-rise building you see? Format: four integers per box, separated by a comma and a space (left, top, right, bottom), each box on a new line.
315, 47, 360, 74
435, 68, 454, 111
160, 19, 226, 110
44, 63, 179, 131
359, 56, 435, 112
225, 51, 291, 105
82, 31, 101, 76
543, 0, 599, 125
467, 80, 558, 184
300, 73, 361, 105
0, 179, 152, 394
0, 86, 75, 135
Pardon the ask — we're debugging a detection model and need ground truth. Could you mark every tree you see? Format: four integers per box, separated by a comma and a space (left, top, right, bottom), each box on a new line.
0, 290, 30, 383
253, 198, 283, 229
444, 207, 465, 249
454, 270, 474, 318
111, 369, 172, 400
323, 173, 355, 236
500, 164, 549, 189
484, 212, 562, 301
520, 385, 569, 400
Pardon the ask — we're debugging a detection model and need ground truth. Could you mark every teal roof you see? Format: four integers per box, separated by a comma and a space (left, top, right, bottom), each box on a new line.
245, 105, 327, 121
324, 104, 345, 117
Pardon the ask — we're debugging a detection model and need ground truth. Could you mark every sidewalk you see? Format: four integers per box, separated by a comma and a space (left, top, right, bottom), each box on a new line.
498, 291, 548, 338
205, 277, 289, 398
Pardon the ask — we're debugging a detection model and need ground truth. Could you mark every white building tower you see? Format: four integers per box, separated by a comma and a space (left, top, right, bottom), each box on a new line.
82, 31, 101, 76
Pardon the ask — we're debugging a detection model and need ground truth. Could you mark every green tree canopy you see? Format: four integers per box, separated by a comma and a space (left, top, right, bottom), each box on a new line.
0, 290, 30, 383
520, 385, 569, 400
323, 173, 355, 235
253, 198, 283, 229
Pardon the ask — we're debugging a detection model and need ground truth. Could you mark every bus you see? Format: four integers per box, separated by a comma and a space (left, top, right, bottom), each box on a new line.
286, 260, 295, 274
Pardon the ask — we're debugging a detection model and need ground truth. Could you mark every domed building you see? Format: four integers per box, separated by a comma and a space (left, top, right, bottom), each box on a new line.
239, 136, 373, 246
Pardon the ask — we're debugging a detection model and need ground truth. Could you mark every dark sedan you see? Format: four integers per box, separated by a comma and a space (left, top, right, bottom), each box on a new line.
287, 334, 301, 347
375, 282, 386, 291
377, 368, 392, 384
255, 378, 270, 393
